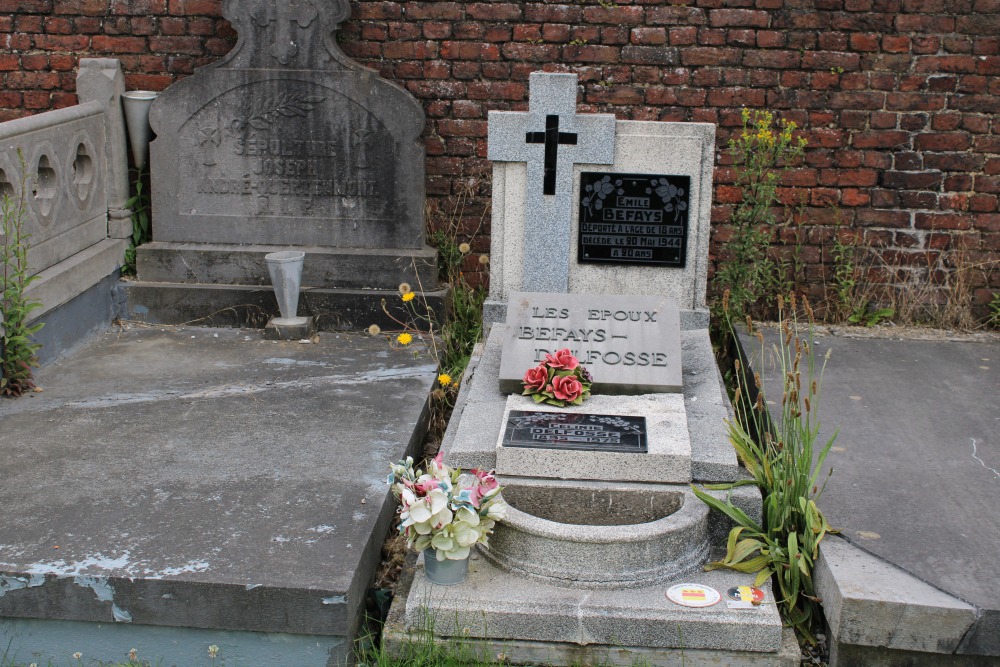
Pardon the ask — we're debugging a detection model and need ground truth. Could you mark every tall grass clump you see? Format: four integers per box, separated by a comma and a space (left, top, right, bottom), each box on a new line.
694, 292, 836, 644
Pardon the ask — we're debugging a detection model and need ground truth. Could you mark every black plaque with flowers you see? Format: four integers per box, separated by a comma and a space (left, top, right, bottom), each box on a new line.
578, 172, 690, 267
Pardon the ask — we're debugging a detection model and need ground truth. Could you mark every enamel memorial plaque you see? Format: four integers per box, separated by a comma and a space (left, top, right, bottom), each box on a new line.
578, 172, 690, 267
502, 411, 648, 453
498, 292, 682, 394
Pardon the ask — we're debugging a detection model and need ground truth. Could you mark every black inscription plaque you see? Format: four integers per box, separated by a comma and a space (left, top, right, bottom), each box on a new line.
578, 172, 690, 267
502, 411, 648, 453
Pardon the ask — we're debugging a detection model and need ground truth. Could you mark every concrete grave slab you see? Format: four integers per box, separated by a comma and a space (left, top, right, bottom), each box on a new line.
498, 292, 683, 394
0, 326, 436, 665
496, 393, 691, 483
742, 328, 1000, 660
815, 536, 977, 655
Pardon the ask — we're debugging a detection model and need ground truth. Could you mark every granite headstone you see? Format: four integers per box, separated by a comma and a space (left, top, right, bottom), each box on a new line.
498, 291, 682, 394
149, 0, 426, 249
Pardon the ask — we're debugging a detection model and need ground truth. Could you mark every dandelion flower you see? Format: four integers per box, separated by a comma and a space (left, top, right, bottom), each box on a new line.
458, 242, 471, 254
367, 324, 381, 336
208, 645, 220, 658
402, 291, 416, 302
398, 282, 412, 295
438, 373, 452, 386
478, 253, 490, 265
397, 332, 413, 345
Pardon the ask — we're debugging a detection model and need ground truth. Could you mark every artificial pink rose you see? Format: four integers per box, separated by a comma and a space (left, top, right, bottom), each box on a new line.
550, 374, 583, 402
523, 364, 549, 392
544, 348, 579, 370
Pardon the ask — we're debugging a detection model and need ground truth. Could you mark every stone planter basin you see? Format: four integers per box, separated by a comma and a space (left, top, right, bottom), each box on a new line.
481, 478, 710, 589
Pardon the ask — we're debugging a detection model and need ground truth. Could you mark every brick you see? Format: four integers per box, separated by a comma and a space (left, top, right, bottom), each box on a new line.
423, 22, 451, 39
851, 130, 910, 148
956, 14, 1000, 35
969, 195, 998, 212
882, 35, 911, 53
167, 0, 220, 16
436, 119, 487, 137
856, 209, 911, 227
621, 45, 678, 65
466, 81, 526, 101
697, 28, 727, 46
951, 91, 1000, 115
583, 5, 644, 24
915, 56, 979, 74
500, 42, 560, 62
405, 1, 463, 20
524, 4, 581, 23
33, 34, 91, 50
886, 93, 945, 111
148, 35, 202, 54
915, 212, 973, 230
883, 170, 944, 189
709, 8, 769, 27
896, 14, 956, 32
914, 133, 972, 151
562, 44, 619, 64
646, 6, 705, 26
631, 27, 666, 45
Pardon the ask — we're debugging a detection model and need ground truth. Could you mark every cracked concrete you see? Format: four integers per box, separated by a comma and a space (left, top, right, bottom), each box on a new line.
0, 324, 436, 664
743, 328, 1000, 660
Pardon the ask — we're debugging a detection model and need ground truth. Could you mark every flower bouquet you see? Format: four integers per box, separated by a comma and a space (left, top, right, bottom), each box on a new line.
388, 453, 508, 561
521, 348, 593, 407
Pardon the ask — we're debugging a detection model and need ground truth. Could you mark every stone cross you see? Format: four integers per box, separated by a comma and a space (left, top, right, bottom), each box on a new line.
488, 72, 616, 293
251, 0, 319, 65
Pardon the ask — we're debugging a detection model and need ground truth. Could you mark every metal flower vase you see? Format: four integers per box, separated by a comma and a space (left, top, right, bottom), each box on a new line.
423, 549, 469, 586
121, 90, 158, 169
264, 251, 307, 325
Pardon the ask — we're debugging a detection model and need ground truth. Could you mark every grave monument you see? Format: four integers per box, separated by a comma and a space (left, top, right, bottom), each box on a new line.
122, 0, 444, 330
385, 72, 799, 665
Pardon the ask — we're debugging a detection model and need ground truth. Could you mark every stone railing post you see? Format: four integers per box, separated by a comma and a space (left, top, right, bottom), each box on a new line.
76, 58, 131, 240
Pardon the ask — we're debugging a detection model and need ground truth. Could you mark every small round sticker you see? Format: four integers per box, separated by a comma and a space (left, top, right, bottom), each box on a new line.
666, 583, 721, 608
727, 586, 766, 604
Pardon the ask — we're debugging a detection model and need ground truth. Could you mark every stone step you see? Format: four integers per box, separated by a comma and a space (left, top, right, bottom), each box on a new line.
118, 280, 449, 332
136, 241, 440, 291
385, 550, 796, 666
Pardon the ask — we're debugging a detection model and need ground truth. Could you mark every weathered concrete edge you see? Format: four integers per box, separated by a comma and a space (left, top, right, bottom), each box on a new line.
383, 558, 799, 667
815, 535, 982, 661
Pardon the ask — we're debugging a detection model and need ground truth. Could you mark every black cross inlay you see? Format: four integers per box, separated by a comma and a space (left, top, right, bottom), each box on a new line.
526, 114, 578, 195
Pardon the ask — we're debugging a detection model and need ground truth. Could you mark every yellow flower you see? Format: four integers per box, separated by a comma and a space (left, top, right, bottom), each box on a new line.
438, 373, 452, 386
397, 333, 413, 345
402, 291, 415, 302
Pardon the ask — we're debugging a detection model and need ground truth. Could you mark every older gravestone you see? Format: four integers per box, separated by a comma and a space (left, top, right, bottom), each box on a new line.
129, 0, 441, 329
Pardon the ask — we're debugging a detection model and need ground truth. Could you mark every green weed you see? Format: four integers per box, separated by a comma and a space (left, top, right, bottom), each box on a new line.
711, 109, 807, 323
1, 148, 44, 397
122, 166, 151, 276
695, 293, 835, 644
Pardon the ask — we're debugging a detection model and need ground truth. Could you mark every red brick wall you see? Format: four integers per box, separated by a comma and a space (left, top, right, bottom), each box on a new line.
2, 0, 998, 313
